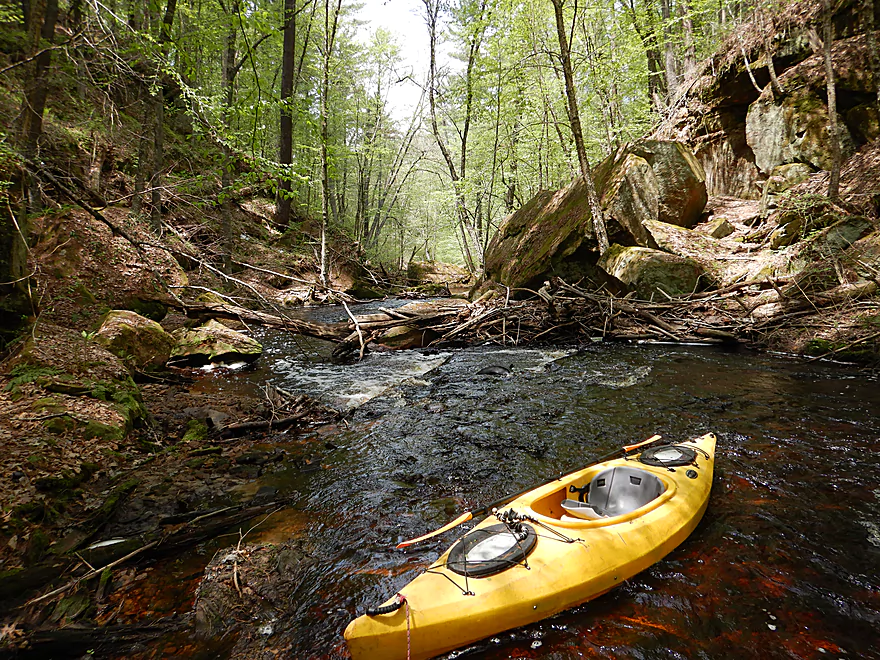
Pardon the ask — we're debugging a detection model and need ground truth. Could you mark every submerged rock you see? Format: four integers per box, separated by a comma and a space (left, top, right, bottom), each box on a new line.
95, 310, 175, 372
170, 319, 263, 366
598, 245, 706, 299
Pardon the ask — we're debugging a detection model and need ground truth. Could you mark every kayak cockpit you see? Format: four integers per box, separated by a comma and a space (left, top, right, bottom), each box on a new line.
525, 465, 675, 526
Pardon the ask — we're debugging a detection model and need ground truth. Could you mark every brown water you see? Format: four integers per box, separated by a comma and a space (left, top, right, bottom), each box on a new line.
125, 332, 880, 658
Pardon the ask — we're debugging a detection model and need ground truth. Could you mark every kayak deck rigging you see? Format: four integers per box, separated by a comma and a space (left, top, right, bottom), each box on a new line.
344, 433, 717, 660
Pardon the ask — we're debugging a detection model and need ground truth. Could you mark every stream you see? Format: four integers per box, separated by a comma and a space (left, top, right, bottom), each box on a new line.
134, 304, 880, 659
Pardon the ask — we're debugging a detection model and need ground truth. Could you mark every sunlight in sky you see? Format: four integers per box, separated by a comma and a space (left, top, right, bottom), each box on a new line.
356, 0, 429, 119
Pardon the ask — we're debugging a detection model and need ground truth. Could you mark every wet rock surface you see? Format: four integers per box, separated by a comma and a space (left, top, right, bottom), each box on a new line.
170, 319, 264, 366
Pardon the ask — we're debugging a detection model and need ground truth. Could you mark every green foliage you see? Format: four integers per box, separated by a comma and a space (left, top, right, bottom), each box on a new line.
7, 365, 61, 391
182, 419, 209, 444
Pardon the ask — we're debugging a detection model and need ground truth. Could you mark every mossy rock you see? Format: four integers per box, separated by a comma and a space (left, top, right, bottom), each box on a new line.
484, 177, 598, 290
804, 338, 878, 363
598, 244, 706, 299
7, 324, 146, 440
119, 297, 168, 322
345, 283, 385, 299
170, 319, 262, 366
747, 86, 855, 174
182, 419, 209, 443
95, 310, 175, 372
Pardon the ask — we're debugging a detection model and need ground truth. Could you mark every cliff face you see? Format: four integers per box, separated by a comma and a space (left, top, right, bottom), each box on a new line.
655, 0, 878, 202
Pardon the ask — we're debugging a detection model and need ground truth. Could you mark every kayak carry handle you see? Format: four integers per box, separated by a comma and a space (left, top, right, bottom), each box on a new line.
623, 434, 661, 453
366, 594, 405, 616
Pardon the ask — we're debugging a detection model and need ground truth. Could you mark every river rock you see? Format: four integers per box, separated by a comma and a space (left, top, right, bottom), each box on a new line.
95, 310, 175, 372
374, 325, 440, 350
598, 245, 705, 299
484, 176, 600, 290
170, 319, 263, 366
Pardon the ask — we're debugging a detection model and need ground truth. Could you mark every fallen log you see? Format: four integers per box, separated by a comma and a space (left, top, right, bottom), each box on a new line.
183, 301, 350, 340
218, 411, 314, 438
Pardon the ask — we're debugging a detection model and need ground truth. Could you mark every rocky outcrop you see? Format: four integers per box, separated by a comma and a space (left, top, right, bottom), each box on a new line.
654, 7, 877, 201
170, 319, 263, 366
597, 245, 706, 299
484, 140, 707, 291
95, 310, 175, 372
746, 87, 855, 175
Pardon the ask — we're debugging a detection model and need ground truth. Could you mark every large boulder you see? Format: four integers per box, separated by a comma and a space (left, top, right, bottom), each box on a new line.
598, 245, 706, 299
594, 140, 708, 246
633, 140, 708, 229
170, 319, 263, 366
95, 310, 175, 372
596, 152, 659, 248
484, 177, 599, 290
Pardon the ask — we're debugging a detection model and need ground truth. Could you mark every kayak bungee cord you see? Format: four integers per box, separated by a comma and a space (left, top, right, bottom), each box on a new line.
396, 435, 665, 548
496, 508, 584, 545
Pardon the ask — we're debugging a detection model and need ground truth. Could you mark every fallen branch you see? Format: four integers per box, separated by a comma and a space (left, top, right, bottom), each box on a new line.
24, 540, 160, 607
218, 410, 313, 438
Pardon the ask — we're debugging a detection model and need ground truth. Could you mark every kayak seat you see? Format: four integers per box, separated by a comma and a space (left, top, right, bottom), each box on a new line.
560, 499, 604, 520
587, 466, 665, 518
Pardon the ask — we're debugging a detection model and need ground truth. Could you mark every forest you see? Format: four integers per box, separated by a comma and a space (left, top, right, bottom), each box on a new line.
0, 0, 772, 282
1, 0, 880, 656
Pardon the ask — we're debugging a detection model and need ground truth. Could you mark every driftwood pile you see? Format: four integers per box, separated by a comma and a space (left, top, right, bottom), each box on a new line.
181, 273, 877, 361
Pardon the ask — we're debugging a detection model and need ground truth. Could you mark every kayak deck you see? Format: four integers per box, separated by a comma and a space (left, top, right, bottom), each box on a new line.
344, 432, 716, 660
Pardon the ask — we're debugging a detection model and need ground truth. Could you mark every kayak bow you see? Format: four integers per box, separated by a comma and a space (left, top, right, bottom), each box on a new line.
344, 432, 716, 660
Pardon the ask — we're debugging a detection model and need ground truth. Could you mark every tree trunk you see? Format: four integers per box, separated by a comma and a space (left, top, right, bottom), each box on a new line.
319, 0, 342, 287
275, 0, 296, 228
660, 0, 678, 102
421, 0, 479, 273
149, 0, 178, 231
550, 0, 609, 254
866, 0, 880, 107
626, 0, 667, 113
680, 0, 696, 82
824, 0, 841, 199
17, 0, 59, 211
219, 0, 239, 270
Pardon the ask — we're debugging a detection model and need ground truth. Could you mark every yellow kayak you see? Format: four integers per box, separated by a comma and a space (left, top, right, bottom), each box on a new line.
344, 433, 716, 660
